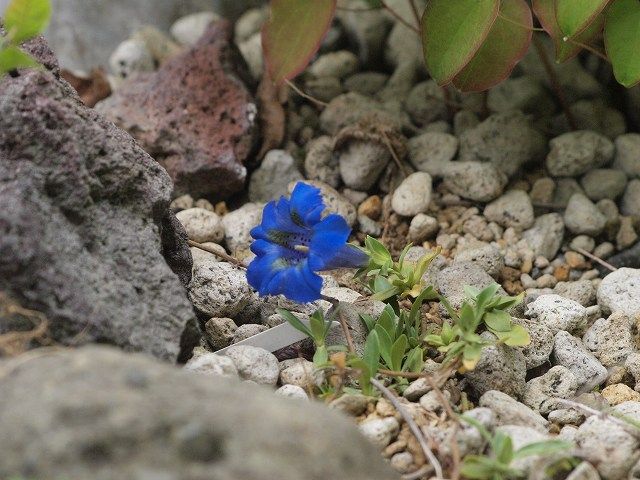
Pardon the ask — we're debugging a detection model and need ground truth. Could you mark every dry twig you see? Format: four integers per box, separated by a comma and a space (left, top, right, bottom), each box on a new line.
188, 240, 247, 268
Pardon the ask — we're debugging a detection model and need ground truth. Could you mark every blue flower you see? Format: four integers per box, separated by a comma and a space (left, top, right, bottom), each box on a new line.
247, 183, 369, 303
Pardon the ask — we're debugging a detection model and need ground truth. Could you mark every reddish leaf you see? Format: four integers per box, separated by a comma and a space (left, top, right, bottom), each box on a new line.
533, 0, 604, 63
452, 0, 532, 92
262, 0, 336, 84
556, 0, 611, 38
421, 0, 500, 85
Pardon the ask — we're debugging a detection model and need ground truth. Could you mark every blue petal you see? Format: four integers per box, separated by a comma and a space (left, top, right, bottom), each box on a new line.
322, 244, 369, 270
289, 182, 325, 226
251, 260, 322, 303
307, 214, 352, 270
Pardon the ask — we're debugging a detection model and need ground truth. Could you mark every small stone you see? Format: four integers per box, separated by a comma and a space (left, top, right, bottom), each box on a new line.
574, 412, 639, 480
530, 177, 556, 205
234, 8, 267, 43
204, 317, 237, 351
391, 172, 432, 216
279, 359, 324, 390
546, 130, 615, 177
237, 32, 263, 81
403, 377, 432, 401
408, 214, 439, 243
525, 294, 587, 335
564, 193, 607, 236
184, 352, 238, 378
570, 235, 596, 253
617, 216, 638, 250
459, 111, 546, 178
275, 384, 309, 401
405, 80, 449, 126
581, 168, 627, 201
304, 135, 340, 188
536, 273, 558, 289
593, 242, 615, 259
232, 324, 268, 344
344, 72, 389, 96
390, 452, 413, 474
454, 244, 504, 279
437, 262, 505, 310
171, 11, 221, 46
514, 317, 554, 369
358, 195, 383, 220
602, 384, 640, 405
479, 390, 548, 432
487, 75, 554, 116
329, 394, 370, 416
176, 207, 224, 244
419, 390, 450, 412
553, 280, 596, 306
620, 179, 640, 216
224, 345, 280, 386
108, 38, 155, 80
308, 50, 359, 79
188, 262, 253, 318
553, 331, 608, 392
495, 425, 550, 474
614, 133, 640, 178
554, 178, 586, 208
249, 150, 304, 202
442, 161, 507, 202
407, 132, 458, 176
221, 203, 263, 254
190, 242, 225, 267
338, 140, 390, 191
358, 215, 381, 236
359, 417, 400, 449
565, 251, 587, 269
464, 334, 527, 399
522, 213, 565, 260
597, 268, 640, 316
484, 190, 534, 230
170, 194, 194, 211
523, 365, 578, 414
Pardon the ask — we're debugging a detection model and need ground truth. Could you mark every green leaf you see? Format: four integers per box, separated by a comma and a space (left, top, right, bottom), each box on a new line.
421, 0, 500, 85
363, 330, 381, 378
604, 0, 640, 87
492, 432, 514, 465
409, 286, 437, 327
277, 309, 312, 338
309, 310, 328, 342
474, 283, 500, 309
424, 334, 445, 347
484, 310, 512, 332
533, 0, 605, 63
391, 334, 408, 370
556, 0, 611, 38
458, 303, 479, 332
262, 0, 337, 83
460, 455, 500, 479
365, 236, 393, 266
0, 45, 38, 75
404, 346, 424, 373
4, 0, 52, 43
513, 439, 572, 459
313, 345, 329, 365
452, 0, 533, 92
462, 342, 484, 370
374, 324, 393, 367
499, 324, 531, 347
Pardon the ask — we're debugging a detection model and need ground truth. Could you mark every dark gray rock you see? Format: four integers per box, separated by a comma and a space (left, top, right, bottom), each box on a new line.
0, 346, 396, 480
0, 44, 194, 361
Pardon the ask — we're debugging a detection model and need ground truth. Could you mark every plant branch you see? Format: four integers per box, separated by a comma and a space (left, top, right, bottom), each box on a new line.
285, 79, 328, 108
565, 37, 609, 62
370, 377, 444, 479
188, 240, 246, 268
533, 35, 578, 131
409, 0, 422, 31
321, 295, 356, 354
571, 247, 617, 272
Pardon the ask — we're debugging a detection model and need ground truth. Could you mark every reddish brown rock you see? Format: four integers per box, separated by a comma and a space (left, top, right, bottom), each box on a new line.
97, 20, 257, 199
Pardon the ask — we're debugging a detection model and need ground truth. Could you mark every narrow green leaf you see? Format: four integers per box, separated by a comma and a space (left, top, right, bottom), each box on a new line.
421, 0, 500, 85
262, 0, 337, 83
452, 0, 533, 92
556, 0, 610, 38
513, 439, 572, 459
460, 456, 500, 479
374, 324, 393, 367
404, 346, 424, 373
277, 309, 313, 338
493, 432, 514, 465
313, 345, 329, 365
533, 0, 604, 63
4, 0, 51, 43
474, 283, 500, 309
363, 330, 381, 378
391, 334, 408, 370
409, 286, 437, 327
604, 0, 640, 87
0, 45, 38, 75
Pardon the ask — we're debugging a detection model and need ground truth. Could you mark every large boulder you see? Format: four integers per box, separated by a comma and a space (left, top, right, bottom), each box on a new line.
0, 38, 195, 361
0, 346, 398, 480
97, 21, 257, 200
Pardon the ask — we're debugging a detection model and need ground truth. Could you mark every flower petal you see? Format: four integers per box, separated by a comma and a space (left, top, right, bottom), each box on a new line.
308, 214, 352, 270
321, 244, 369, 270
289, 182, 325, 226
